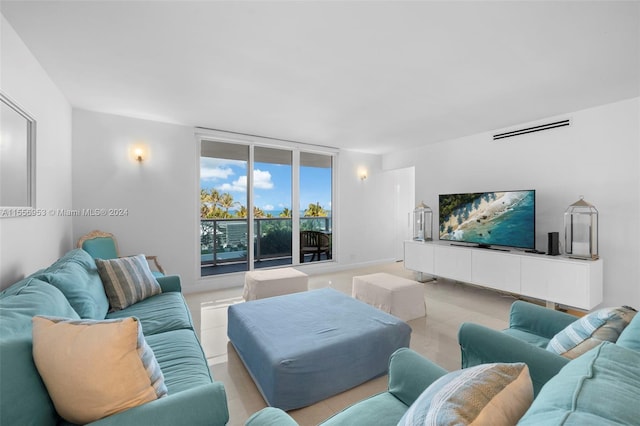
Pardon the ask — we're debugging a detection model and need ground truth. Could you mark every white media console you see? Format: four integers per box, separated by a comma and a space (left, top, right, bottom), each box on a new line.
404, 240, 603, 310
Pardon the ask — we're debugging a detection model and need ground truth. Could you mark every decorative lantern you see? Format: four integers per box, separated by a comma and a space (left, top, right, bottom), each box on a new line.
413, 201, 433, 241
564, 196, 598, 260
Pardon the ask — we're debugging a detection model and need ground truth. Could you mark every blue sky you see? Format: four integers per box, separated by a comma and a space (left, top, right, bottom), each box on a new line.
200, 158, 331, 213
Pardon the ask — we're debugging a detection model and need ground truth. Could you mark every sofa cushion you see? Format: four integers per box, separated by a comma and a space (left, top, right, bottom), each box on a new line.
145, 329, 213, 394
106, 291, 193, 335
246, 407, 300, 426
398, 363, 533, 426
32, 248, 110, 319
518, 342, 640, 425
616, 311, 640, 352
96, 254, 162, 311
0, 278, 81, 426
32, 316, 167, 424
503, 328, 551, 349
0, 338, 59, 426
546, 306, 637, 359
0, 277, 80, 339
322, 392, 409, 426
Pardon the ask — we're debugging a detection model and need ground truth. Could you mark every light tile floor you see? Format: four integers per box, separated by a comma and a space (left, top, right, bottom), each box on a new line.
185, 262, 516, 426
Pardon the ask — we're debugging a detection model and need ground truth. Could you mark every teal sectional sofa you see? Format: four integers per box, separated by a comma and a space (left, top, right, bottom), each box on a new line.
246, 303, 640, 425
458, 300, 577, 395
0, 249, 229, 426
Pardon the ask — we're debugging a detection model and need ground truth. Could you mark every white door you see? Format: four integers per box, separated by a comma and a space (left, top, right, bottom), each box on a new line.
389, 167, 415, 261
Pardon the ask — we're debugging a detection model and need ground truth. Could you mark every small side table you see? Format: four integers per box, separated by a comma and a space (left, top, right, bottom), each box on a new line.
352, 272, 426, 321
243, 268, 309, 301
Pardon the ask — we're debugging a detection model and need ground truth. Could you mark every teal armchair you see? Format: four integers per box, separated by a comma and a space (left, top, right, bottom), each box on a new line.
77, 230, 165, 277
458, 300, 577, 395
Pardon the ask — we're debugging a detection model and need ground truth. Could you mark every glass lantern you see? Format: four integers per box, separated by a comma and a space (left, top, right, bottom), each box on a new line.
413, 201, 433, 241
564, 196, 598, 260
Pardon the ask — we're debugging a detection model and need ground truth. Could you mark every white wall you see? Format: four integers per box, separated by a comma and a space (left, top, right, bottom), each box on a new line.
386, 166, 415, 260
0, 15, 73, 289
72, 109, 198, 287
336, 150, 397, 266
384, 97, 640, 308
71, 110, 396, 292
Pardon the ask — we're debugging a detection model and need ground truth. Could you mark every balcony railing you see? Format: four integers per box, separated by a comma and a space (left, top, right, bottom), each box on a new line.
201, 217, 331, 268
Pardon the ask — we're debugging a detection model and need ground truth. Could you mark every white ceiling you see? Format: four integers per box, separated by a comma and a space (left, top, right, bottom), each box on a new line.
2, 1, 639, 154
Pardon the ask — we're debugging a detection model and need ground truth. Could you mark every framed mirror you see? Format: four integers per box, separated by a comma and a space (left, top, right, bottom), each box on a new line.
0, 91, 36, 217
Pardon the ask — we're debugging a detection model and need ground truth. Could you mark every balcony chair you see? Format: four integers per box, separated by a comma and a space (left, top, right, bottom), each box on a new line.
299, 230, 331, 263
77, 230, 166, 277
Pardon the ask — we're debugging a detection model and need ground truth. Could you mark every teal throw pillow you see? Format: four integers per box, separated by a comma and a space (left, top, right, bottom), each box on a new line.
95, 254, 161, 311
546, 306, 637, 359
0, 277, 80, 339
398, 363, 533, 426
32, 248, 109, 319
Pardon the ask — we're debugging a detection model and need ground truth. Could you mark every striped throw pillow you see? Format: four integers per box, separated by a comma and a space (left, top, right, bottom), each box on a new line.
546, 306, 637, 359
398, 363, 533, 426
95, 254, 161, 311
32, 316, 167, 424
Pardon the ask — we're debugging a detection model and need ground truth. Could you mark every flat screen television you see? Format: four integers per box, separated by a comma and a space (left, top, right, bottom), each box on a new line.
438, 190, 535, 250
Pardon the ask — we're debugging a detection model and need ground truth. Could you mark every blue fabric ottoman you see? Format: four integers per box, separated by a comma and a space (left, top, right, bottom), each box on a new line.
227, 287, 411, 411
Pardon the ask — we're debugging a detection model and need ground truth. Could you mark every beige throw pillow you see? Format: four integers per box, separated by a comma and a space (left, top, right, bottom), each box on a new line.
398, 363, 533, 426
32, 316, 167, 424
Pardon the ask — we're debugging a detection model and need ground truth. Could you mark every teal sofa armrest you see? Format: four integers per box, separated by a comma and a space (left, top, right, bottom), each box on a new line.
245, 407, 299, 426
87, 383, 228, 426
387, 347, 448, 407
509, 301, 578, 339
156, 275, 181, 293
459, 322, 569, 396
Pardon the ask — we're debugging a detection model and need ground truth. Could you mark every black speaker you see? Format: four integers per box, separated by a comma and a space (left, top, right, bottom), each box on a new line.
547, 232, 560, 256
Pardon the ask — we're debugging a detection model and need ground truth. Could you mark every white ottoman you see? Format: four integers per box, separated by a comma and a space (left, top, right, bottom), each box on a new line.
352, 272, 426, 321
243, 268, 309, 301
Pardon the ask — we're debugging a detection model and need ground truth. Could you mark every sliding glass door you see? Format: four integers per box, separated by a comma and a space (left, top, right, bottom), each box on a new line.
299, 152, 333, 263
253, 147, 292, 269
200, 141, 249, 274
200, 136, 335, 276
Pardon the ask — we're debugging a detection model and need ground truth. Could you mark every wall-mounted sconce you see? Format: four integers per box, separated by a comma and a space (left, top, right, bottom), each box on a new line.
358, 168, 368, 180
129, 144, 147, 163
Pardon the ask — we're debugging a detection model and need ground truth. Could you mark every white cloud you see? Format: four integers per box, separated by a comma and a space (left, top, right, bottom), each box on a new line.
263, 204, 275, 211
201, 166, 234, 180
216, 169, 274, 192
200, 158, 235, 181
253, 169, 274, 189
218, 176, 246, 192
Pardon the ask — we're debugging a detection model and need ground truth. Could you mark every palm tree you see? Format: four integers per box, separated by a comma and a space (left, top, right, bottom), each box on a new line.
235, 206, 248, 218
304, 202, 327, 217
279, 208, 291, 218
200, 188, 221, 218
219, 193, 238, 218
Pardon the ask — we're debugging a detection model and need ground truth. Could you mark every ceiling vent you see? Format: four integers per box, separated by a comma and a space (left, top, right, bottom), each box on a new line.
493, 119, 571, 140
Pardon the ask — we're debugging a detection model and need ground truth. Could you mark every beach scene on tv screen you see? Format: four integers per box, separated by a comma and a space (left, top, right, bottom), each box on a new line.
439, 191, 535, 248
